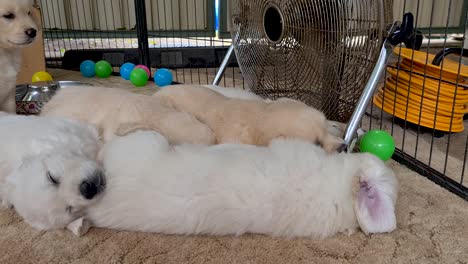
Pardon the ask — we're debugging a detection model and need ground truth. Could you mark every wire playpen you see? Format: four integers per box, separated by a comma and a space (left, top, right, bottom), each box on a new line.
37, 0, 468, 200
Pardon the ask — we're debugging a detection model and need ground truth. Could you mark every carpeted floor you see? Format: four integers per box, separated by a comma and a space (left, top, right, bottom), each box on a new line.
2, 70, 467, 264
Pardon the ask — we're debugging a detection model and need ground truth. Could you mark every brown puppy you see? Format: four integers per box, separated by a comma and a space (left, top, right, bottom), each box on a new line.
154, 85, 344, 153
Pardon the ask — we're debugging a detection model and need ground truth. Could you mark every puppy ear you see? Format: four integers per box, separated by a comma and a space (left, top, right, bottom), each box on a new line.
115, 122, 161, 137
354, 172, 397, 234
327, 121, 346, 138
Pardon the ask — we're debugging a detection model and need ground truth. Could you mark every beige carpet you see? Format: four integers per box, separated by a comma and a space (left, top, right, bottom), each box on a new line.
2, 70, 467, 264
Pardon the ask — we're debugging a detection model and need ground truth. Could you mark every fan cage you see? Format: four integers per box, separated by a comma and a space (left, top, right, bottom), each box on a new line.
230, 0, 389, 123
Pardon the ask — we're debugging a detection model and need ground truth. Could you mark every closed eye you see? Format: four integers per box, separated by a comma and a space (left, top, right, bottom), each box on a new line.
47, 171, 59, 185
66, 206, 73, 214
3, 13, 15, 19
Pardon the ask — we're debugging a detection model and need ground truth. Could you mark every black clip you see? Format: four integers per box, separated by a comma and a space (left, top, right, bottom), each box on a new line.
388, 13, 420, 49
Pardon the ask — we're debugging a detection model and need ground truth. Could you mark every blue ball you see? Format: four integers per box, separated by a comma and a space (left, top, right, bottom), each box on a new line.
154, 68, 173, 87
120, 62, 136, 80
80, 60, 95, 78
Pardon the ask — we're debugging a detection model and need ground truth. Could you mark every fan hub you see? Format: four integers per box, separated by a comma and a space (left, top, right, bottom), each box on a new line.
263, 3, 284, 44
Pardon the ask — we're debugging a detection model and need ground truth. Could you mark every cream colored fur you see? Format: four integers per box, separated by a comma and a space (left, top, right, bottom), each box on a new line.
155, 85, 344, 153
83, 131, 398, 238
0, 0, 38, 113
203, 85, 348, 138
40, 86, 215, 144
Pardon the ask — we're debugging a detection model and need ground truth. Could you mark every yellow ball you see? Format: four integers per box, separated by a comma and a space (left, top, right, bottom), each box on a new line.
32, 71, 53, 83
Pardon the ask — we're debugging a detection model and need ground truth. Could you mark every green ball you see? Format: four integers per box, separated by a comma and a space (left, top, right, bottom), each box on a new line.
359, 130, 395, 161
130, 68, 149, 87
94, 60, 112, 78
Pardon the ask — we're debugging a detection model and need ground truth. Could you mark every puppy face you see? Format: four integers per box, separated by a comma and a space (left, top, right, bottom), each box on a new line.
353, 154, 398, 234
5, 152, 105, 230
0, 0, 38, 48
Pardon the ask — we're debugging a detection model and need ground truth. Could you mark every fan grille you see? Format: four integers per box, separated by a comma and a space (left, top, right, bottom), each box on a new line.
230, 0, 387, 122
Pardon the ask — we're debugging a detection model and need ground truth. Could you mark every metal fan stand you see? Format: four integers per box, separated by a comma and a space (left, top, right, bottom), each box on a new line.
212, 13, 416, 152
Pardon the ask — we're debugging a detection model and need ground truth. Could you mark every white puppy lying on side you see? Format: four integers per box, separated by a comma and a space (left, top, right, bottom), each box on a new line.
0, 114, 105, 230
81, 130, 398, 238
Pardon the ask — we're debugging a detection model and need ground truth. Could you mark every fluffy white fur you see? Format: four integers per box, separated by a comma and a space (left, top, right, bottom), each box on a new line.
0, 0, 38, 113
40, 86, 215, 144
155, 85, 344, 153
0, 114, 105, 230
85, 131, 398, 238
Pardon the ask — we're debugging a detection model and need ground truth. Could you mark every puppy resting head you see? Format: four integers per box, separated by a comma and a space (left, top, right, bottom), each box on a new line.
353, 153, 398, 234
0, 0, 38, 48
4, 152, 105, 230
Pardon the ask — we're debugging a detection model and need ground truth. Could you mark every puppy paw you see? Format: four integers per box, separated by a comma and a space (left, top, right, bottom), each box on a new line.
0, 199, 13, 209
67, 217, 92, 237
322, 135, 345, 154
342, 228, 357, 236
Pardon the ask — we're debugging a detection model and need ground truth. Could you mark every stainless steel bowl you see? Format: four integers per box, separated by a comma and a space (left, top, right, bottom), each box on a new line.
16, 81, 92, 115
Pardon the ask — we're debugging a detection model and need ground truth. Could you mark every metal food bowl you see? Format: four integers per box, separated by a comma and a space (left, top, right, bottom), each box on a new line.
16, 81, 92, 115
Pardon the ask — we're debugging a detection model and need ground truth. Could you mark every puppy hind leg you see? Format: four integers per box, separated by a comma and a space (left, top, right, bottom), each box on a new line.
114, 122, 161, 137
0, 162, 13, 209
158, 112, 216, 145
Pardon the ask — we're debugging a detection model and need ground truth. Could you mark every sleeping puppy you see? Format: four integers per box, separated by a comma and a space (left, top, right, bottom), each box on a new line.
154, 85, 344, 153
0, 113, 104, 230
0, 0, 38, 113
203, 85, 350, 139
40, 86, 215, 144
76, 130, 398, 238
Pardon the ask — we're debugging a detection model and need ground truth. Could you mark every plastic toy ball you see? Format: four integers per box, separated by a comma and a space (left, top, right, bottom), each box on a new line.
94, 60, 113, 78
359, 130, 395, 161
154, 68, 173, 87
120, 62, 135, 80
80, 60, 96, 78
31, 71, 53, 82
130, 68, 149, 87
135, 64, 151, 77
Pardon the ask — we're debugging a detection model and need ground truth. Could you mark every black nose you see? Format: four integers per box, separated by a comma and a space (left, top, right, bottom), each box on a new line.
79, 170, 105, 199
25, 28, 36, 38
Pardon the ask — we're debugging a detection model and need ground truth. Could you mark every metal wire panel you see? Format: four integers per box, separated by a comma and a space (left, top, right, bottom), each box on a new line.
230, 0, 385, 122
367, 0, 468, 200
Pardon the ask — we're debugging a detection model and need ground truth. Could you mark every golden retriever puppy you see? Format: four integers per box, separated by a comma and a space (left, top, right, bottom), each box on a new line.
40, 86, 215, 144
0, 0, 38, 113
154, 85, 344, 153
